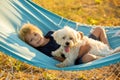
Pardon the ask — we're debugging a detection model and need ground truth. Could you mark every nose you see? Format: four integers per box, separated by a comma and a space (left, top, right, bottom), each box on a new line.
34, 36, 38, 41
65, 42, 69, 46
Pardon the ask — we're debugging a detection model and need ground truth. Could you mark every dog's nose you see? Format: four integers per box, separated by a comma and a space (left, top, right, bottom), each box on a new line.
65, 42, 69, 46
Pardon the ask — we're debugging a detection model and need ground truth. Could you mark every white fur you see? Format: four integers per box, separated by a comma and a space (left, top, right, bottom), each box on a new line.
82, 37, 116, 56
52, 26, 120, 68
52, 26, 83, 67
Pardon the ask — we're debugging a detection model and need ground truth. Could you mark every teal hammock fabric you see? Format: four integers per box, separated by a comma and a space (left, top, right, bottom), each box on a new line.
0, 0, 120, 71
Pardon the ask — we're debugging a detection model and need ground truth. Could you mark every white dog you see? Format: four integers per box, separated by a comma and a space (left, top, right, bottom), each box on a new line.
52, 26, 120, 68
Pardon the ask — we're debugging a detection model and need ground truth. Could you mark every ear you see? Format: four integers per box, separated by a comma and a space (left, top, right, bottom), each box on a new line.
52, 32, 60, 44
78, 32, 84, 39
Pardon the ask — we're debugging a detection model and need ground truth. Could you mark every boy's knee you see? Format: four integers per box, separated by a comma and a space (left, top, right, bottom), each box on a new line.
94, 27, 104, 32
81, 54, 97, 63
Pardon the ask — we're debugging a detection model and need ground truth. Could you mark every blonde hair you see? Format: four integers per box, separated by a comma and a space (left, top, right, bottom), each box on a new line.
19, 23, 43, 42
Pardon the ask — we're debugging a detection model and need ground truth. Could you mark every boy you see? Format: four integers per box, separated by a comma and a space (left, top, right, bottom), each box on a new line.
19, 23, 110, 64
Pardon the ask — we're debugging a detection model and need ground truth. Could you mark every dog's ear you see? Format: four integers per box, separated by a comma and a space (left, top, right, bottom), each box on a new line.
74, 32, 83, 43
52, 31, 60, 44
78, 32, 84, 39
52, 32, 57, 40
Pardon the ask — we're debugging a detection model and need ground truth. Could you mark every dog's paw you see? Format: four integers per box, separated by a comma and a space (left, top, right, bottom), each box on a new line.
51, 51, 62, 57
56, 63, 66, 68
51, 51, 56, 56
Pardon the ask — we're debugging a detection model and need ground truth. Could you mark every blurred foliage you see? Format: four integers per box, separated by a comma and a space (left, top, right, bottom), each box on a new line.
33, 0, 120, 26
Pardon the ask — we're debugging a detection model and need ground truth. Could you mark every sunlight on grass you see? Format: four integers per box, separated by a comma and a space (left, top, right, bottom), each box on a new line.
33, 0, 120, 26
95, 0, 103, 4
0, 0, 120, 79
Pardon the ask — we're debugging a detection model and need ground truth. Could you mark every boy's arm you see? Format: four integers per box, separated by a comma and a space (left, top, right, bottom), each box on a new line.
53, 56, 65, 62
78, 42, 91, 58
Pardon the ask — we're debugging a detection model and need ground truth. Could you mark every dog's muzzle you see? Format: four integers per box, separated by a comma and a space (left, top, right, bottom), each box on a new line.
65, 42, 70, 46
64, 46, 70, 53
64, 42, 70, 53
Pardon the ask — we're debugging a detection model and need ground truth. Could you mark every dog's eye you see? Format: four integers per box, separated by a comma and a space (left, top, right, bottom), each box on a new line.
62, 36, 66, 39
69, 37, 73, 40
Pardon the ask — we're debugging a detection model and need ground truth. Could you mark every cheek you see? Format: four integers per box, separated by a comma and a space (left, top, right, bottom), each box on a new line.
29, 42, 36, 47
29, 42, 35, 47
69, 40, 74, 46
71, 37, 77, 44
56, 38, 64, 45
56, 39, 62, 45
32, 43, 39, 47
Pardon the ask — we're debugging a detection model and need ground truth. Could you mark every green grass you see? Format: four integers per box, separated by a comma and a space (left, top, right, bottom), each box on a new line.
0, 0, 120, 79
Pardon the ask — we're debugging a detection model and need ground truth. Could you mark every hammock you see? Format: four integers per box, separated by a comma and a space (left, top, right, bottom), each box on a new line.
0, 0, 120, 71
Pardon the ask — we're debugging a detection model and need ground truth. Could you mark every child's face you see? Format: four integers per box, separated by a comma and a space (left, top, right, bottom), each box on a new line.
25, 31, 44, 47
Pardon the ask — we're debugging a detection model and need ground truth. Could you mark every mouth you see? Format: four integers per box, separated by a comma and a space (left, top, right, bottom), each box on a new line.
37, 38, 41, 44
64, 46, 70, 53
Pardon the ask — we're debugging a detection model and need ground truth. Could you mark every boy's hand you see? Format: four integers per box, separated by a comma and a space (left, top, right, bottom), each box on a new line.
53, 56, 65, 62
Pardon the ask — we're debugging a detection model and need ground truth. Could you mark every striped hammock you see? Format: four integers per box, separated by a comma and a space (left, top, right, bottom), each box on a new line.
0, 0, 120, 71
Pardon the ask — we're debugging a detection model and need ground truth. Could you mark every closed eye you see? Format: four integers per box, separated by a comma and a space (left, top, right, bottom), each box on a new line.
29, 33, 37, 42
62, 36, 66, 39
69, 37, 73, 40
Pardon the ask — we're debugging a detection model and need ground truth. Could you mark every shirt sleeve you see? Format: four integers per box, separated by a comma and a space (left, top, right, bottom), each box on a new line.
45, 31, 54, 38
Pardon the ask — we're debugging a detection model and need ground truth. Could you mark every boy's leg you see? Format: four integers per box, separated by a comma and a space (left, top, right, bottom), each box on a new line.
91, 27, 110, 48
77, 42, 98, 63
81, 53, 99, 63
77, 27, 111, 63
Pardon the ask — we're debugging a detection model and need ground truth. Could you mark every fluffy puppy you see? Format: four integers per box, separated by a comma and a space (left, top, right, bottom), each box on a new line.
52, 26, 83, 67
52, 26, 120, 68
